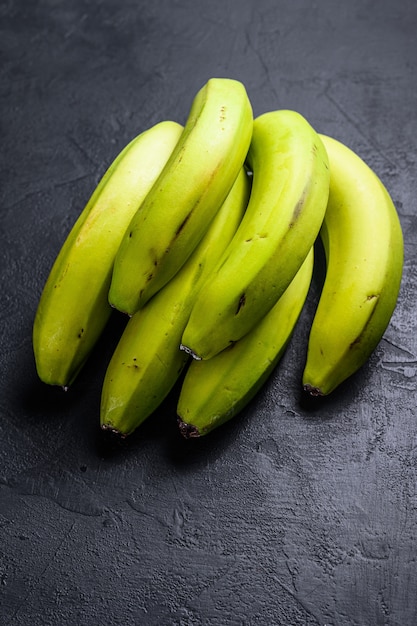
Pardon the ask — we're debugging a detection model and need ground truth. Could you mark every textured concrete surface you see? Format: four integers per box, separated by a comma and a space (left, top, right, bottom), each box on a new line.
1, 1, 416, 624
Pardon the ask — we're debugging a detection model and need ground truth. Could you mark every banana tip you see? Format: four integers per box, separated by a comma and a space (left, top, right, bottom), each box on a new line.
177, 417, 201, 439
303, 383, 324, 397
100, 423, 129, 440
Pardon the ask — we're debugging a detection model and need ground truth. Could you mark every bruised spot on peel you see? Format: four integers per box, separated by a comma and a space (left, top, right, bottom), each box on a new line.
349, 296, 380, 350
122, 359, 140, 370
289, 179, 311, 228
175, 211, 193, 237
349, 333, 365, 349
235, 293, 246, 315
245, 233, 267, 243
289, 193, 307, 228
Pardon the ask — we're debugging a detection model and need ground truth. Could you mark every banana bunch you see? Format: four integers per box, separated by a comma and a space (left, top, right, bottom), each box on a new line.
101, 167, 251, 436
33, 76, 404, 441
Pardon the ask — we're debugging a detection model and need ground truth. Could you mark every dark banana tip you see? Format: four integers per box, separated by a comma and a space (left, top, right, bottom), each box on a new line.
98, 423, 130, 456
177, 417, 201, 439
100, 423, 129, 440
300, 384, 327, 412
303, 383, 324, 397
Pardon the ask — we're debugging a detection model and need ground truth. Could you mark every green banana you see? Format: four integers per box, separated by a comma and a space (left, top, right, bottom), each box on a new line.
177, 247, 314, 437
180, 109, 330, 361
100, 167, 251, 437
302, 134, 404, 396
108, 77, 253, 316
33, 120, 183, 388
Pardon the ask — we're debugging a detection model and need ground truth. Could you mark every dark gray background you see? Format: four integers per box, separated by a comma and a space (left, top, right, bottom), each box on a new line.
1, 1, 416, 624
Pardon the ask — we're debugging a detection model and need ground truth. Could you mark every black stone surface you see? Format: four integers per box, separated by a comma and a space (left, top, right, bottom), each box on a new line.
1, 1, 416, 624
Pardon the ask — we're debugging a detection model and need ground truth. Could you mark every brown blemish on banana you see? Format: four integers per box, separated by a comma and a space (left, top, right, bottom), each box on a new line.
289, 186, 308, 228
122, 358, 140, 370
349, 295, 380, 349
235, 293, 246, 314
175, 211, 193, 236
245, 233, 267, 242
131, 356, 140, 370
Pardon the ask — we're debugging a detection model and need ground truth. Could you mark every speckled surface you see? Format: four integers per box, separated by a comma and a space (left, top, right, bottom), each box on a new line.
1, 1, 416, 624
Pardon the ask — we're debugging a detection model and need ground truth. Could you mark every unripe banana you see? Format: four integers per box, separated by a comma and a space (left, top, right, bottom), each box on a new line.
100, 168, 251, 437
177, 247, 314, 437
33, 120, 183, 388
180, 109, 330, 361
108, 77, 253, 315
302, 134, 404, 396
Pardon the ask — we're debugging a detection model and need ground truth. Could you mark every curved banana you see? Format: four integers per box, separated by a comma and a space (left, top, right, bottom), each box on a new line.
177, 248, 314, 437
108, 77, 253, 315
302, 134, 404, 396
100, 168, 251, 437
180, 109, 330, 361
33, 120, 183, 388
